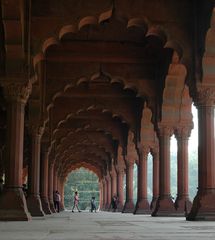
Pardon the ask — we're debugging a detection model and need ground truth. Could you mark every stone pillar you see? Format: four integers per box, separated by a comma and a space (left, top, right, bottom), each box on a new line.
48, 164, 56, 213
152, 126, 176, 216
187, 88, 215, 220
174, 127, 192, 216
150, 149, 159, 211
53, 169, 58, 192
59, 178, 65, 211
134, 147, 150, 214
27, 126, 45, 217
122, 162, 135, 213
106, 174, 111, 210
40, 150, 51, 214
116, 169, 124, 211
110, 168, 117, 198
0, 82, 31, 221
99, 181, 103, 211
103, 178, 107, 210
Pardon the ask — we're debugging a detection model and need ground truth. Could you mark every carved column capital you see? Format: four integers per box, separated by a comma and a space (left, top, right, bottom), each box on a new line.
158, 125, 173, 138
139, 145, 150, 156
175, 126, 192, 140
2, 81, 32, 104
29, 125, 44, 139
195, 87, 215, 107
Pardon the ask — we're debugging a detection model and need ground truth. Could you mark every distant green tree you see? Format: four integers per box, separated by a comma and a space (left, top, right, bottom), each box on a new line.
64, 168, 99, 210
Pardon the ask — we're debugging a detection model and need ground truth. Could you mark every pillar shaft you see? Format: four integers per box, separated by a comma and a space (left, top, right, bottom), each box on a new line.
175, 128, 192, 215
150, 150, 159, 210
134, 147, 150, 214
106, 176, 111, 209
187, 91, 215, 220
152, 126, 176, 216
111, 171, 117, 197
117, 170, 124, 211
0, 82, 31, 221
48, 164, 56, 213
122, 163, 134, 213
27, 127, 44, 216
40, 151, 51, 214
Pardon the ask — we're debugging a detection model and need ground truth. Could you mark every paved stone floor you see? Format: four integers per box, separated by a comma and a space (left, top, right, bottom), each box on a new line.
0, 211, 215, 240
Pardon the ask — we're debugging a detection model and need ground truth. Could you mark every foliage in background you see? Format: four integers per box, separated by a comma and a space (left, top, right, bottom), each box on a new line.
64, 168, 99, 210
64, 151, 198, 208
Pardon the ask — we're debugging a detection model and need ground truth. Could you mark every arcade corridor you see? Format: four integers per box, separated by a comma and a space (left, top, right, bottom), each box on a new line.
1, 0, 215, 223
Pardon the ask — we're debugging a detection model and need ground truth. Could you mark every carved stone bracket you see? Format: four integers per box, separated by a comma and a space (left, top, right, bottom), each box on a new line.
175, 126, 192, 140
195, 86, 215, 107
29, 125, 45, 138
158, 125, 173, 138
1, 81, 32, 104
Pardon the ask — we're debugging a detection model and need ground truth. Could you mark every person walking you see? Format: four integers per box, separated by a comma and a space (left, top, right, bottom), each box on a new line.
53, 190, 61, 213
72, 191, 81, 212
90, 196, 96, 212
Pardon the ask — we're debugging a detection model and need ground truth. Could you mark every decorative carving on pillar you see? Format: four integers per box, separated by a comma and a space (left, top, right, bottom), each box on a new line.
2, 81, 32, 104
195, 87, 215, 107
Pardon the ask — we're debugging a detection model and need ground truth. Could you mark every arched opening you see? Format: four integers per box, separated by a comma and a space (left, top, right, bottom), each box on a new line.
147, 153, 153, 202
123, 174, 126, 204
189, 104, 198, 200
170, 135, 177, 201
64, 167, 99, 211
133, 163, 138, 205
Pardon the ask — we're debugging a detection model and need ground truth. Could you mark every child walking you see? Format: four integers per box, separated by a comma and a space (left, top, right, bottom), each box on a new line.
72, 191, 81, 212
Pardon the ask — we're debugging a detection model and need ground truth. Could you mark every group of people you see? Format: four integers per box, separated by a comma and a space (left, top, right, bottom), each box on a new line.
71, 191, 119, 213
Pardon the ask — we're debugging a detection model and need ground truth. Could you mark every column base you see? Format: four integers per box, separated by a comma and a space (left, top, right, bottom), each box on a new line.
134, 198, 150, 214
116, 202, 124, 212
122, 200, 135, 213
151, 195, 177, 216
174, 196, 192, 216
27, 195, 45, 217
59, 202, 65, 212
41, 197, 52, 214
187, 191, 215, 221
0, 188, 31, 221
150, 197, 158, 211
49, 201, 56, 213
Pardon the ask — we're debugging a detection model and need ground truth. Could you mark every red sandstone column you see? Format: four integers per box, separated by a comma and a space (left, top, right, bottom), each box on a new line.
110, 169, 117, 198
152, 126, 176, 216
0, 82, 31, 221
187, 90, 215, 220
53, 169, 58, 192
27, 126, 45, 216
103, 178, 107, 210
99, 181, 103, 211
175, 127, 192, 216
134, 147, 150, 214
59, 177, 65, 211
122, 162, 135, 213
116, 168, 124, 211
150, 149, 159, 211
48, 164, 56, 213
106, 174, 111, 210
40, 149, 52, 214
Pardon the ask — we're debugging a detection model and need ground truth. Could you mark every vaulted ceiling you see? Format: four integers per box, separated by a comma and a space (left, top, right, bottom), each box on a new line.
0, 0, 214, 179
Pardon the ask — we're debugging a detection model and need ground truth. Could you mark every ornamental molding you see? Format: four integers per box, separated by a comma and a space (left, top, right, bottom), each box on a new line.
1, 81, 32, 104
196, 86, 215, 106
